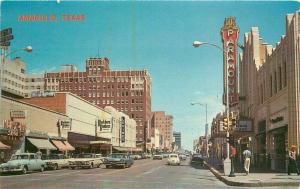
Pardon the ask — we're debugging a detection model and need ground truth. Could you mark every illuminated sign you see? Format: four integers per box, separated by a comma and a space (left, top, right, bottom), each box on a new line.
4, 120, 26, 136
120, 116, 125, 143
221, 17, 239, 106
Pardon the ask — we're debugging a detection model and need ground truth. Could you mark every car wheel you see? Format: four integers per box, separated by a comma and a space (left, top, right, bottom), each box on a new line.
22, 166, 28, 174
54, 164, 58, 170
121, 164, 126, 169
105, 165, 110, 169
97, 164, 101, 168
40, 166, 44, 172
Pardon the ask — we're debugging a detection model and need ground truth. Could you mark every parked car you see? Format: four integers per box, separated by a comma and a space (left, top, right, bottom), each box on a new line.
190, 154, 204, 166
0, 153, 46, 174
179, 154, 187, 161
42, 154, 69, 170
103, 153, 134, 168
153, 154, 163, 160
167, 154, 180, 165
145, 154, 152, 158
68, 153, 103, 169
162, 153, 169, 158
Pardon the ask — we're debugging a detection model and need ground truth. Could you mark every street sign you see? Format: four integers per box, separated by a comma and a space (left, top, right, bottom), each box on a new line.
0, 34, 13, 43
0, 41, 10, 47
0, 28, 12, 37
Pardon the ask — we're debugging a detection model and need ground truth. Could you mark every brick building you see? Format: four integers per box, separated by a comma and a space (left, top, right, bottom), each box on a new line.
151, 111, 173, 151
44, 57, 152, 148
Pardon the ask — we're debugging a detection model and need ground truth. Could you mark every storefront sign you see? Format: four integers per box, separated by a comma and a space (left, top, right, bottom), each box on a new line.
235, 120, 252, 132
270, 116, 284, 123
98, 119, 111, 132
60, 120, 71, 130
10, 110, 26, 119
120, 116, 125, 143
221, 17, 239, 107
4, 120, 26, 136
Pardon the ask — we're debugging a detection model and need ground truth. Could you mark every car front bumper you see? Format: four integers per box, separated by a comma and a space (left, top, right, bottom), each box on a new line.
0, 167, 23, 173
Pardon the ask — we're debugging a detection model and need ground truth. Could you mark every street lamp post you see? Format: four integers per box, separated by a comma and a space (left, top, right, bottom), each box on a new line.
192, 40, 232, 176
191, 102, 208, 159
0, 46, 33, 127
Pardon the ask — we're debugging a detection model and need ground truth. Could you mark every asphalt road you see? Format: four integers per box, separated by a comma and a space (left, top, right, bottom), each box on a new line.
0, 158, 292, 189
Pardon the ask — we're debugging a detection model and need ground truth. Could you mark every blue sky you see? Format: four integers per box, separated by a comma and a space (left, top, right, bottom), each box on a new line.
1, 1, 299, 151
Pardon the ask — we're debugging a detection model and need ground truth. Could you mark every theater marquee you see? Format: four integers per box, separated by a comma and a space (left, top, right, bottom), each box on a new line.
221, 17, 239, 107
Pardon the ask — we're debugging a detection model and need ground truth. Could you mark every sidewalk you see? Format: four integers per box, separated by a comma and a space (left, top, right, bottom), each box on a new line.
205, 162, 300, 187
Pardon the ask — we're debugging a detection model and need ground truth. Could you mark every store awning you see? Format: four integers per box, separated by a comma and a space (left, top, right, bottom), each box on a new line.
52, 140, 68, 151
113, 146, 129, 152
27, 138, 57, 150
131, 148, 143, 152
0, 141, 10, 150
63, 141, 75, 151
90, 140, 111, 145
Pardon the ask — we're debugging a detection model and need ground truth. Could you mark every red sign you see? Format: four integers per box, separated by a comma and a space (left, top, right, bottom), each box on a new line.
4, 120, 26, 137
221, 17, 239, 106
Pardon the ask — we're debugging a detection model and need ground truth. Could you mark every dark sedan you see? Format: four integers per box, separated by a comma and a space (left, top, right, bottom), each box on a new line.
103, 153, 134, 169
190, 154, 204, 166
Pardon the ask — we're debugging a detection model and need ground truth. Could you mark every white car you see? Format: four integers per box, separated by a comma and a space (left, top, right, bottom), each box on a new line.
43, 154, 69, 170
167, 154, 180, 165
69, 153, 103, 169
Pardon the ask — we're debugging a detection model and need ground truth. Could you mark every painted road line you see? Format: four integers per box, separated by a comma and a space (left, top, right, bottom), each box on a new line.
135, 166, 162, 177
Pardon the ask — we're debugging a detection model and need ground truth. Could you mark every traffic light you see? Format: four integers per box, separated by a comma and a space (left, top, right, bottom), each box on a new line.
223, 117, 228, 131
229, 134, 235, 145
231, 117, 237, 127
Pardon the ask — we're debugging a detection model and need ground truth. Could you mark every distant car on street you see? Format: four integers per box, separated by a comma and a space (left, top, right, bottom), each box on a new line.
190, 154, 204, 166
103, 153, 134, 169
179, 154, 187, 161
0, 153, 46, 174
167, 154, 180, 166
153, 154, 163, 160
162, 153, 169, 158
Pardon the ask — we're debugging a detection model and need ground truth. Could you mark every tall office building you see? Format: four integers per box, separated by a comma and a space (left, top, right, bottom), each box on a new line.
173, 131, 181, 149
151, 111, 173, 151
44, 57, 152, 148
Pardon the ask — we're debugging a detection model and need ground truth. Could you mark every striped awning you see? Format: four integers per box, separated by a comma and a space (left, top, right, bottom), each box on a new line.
63, 141, 75, 151
0, 141, 10, 150
52, 140, 68, 151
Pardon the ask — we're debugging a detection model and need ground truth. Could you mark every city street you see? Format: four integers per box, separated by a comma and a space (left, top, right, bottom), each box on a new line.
0, 158, 234, 189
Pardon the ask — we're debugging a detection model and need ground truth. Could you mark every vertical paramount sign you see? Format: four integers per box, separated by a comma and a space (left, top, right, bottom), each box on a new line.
221, 17, 239, 107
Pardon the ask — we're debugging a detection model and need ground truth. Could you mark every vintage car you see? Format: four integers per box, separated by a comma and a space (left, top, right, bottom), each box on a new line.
167, 154, 180, 166
0, 153, 46, 174
190, 154, 204, 167
42, 154, 69, 170
153, 154, 163, 160
103, 153, 134, 169
68, 153, 103, 169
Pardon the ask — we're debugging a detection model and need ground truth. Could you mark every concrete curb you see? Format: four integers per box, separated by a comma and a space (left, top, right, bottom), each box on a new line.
205, 162, 300, 187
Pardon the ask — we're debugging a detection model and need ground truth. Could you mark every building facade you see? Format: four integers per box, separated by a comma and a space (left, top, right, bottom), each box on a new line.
151, 111, 173, 151
173, 131, 181, 150
44, 57, 152, 149
239, 10, 300, 171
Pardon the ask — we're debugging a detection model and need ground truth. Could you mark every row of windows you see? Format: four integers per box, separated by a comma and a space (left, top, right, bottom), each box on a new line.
3, 70, 25, 81
56, 76, 145, 83
3, 78, 24, 89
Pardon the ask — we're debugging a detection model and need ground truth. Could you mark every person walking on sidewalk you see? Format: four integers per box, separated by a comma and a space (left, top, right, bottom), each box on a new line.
243, 148, 251, 175
288, 145, 300, 175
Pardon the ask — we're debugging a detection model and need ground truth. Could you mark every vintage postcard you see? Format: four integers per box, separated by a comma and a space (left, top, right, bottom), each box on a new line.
0, 1, 300, 188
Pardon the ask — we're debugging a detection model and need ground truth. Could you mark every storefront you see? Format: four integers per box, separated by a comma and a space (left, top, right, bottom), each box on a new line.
25, 131, 57, 155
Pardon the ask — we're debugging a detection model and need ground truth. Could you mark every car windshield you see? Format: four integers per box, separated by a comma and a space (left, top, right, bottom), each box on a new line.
170, 155, 178, 158
110, 154, 125, 158
11, 154, 29, 160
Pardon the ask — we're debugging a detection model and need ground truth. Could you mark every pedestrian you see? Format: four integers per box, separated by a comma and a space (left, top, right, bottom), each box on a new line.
36, 150, 42, 159
243, 148, 251, 175
288, 145, 300, 175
